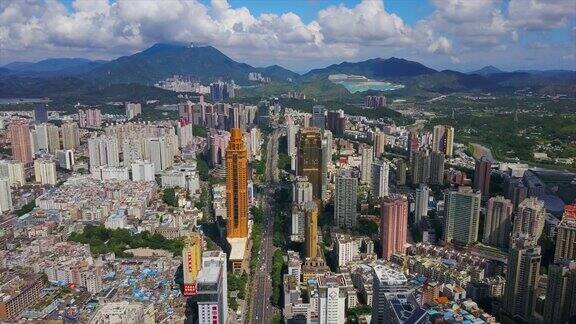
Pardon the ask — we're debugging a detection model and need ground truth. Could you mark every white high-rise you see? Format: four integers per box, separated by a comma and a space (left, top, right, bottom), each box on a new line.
147, 137, 173, 174
176, 122, 194, 148
321, 130, 332, 200
197, 251, 228, 324
0, 160, 26, 187
122, 137, 144, 166
293, 177, 314, 207
414, 185, 430, 224
34, 159, 57, 185
360, 145, 373, 184
287, 117, 299, 156
0, 178, 13, 212
88, 136, 120, 169
131, 161, 155, 181
371, 160, 389, 198
57, 149, 75, 170
35, 124, 60, 154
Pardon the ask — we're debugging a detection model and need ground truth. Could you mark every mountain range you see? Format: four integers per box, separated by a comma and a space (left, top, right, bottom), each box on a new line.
1, 43, 575, 96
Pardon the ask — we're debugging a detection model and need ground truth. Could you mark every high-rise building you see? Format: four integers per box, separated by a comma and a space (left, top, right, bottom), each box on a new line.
326, 110, 345, 135
371, 263, 423, 324
226, 128, 248, 239
543, 260, 576, 324
371, 160, 389, 198
503, 234, 541, 323
443, 187, 481, 245
34, 124, 60, 154
286, 117, 299, 156
410, 150, 430, 185
554, 205, 576, 263
88, 136, 120, 170
197, 251, 228, 324
380, 195, 408, 260
473, 156, 492, 197
506, 177, 528, 210
312, 105, 325, 130
512, 197, 546, 240
125, 102, 142, 120
78, 108, 102, 128
33, 104, 48, 123
210, 81, 234, 102
321, 130, 332, 200
56, 149, 75, 170
483, 196, 513, 249
408, 131, 419, 161
176, 119, 194, 148
60, 122, 80, 150
293, 177, 313, 207
8, 119, 33, 164
414, 185, 429, 225
395, 159, 407, 186
373, 130, 386, 158
0, 160, 26, 187
0, 178, 13, 212
209, 130, 230, 166
360, 145, 373, 184
364, 95, 386, 108
146, 137, 173, 174
429, 151, 445, 185
335, 171, 357, 229
182, 233, 202, 297
131, 161, 155, 182
432, 125, 454, 157
315, 274, 352, 324
444, 126, 454, 157
296, 128, 323, 200
304, 201, 318, 259
34, 159, 57, 185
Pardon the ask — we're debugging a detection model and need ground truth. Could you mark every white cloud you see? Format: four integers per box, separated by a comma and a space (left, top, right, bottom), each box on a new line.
423, 0, 512, 47
508, 0, 576, 31
0, 0, 574, 70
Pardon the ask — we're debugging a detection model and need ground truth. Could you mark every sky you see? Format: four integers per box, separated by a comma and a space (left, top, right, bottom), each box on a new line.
1, 0, 575, 72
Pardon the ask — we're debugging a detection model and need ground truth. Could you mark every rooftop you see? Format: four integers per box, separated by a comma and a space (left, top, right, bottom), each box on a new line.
373, 263, 407, 286
227, 237, 247, 261
386, 291, 427, 324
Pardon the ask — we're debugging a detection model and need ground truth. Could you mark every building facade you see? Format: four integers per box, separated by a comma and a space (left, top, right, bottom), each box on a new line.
225, 128, 249, 238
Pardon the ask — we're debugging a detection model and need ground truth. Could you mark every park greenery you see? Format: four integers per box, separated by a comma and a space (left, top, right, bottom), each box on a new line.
427, 96, 576, 169
15, 200, 36, 216
228, 271, 248, 311
346, 305, 372, 322
271, 249, 285, 306
162, 188, 178, 207
250, 205, 264, 272
192, 125, 207, 138
68, 224, 184, 257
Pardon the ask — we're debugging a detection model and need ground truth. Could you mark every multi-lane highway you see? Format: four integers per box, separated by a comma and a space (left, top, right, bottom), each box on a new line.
249, 128, 280, 324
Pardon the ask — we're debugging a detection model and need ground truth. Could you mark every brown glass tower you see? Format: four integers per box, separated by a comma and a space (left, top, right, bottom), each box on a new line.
297, 128, 323, 200
226, 128, 248, 238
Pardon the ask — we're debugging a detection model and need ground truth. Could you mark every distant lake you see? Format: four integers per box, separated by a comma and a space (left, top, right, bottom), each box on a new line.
329, 74, 404, 93
0, 98, 51, 105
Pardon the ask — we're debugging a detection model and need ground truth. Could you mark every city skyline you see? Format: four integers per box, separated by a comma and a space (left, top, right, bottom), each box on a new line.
1, 0, 575, 71
1, 1, 575, 323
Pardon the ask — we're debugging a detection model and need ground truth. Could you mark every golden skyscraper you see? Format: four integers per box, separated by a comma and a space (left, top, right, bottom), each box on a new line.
182, 232, 202, 296
304, 201, 319, 259
297, 128, 323, 200
226, 128, 249, 238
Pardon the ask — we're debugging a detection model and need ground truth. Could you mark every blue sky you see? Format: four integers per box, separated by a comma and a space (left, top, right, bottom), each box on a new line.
2, 0, 575, 71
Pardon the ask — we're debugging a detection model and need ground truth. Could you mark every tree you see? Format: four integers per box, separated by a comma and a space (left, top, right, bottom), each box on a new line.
163, 188, 178, 207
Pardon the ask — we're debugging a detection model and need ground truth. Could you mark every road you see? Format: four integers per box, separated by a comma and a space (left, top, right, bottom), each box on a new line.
249, 128, 280, 324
